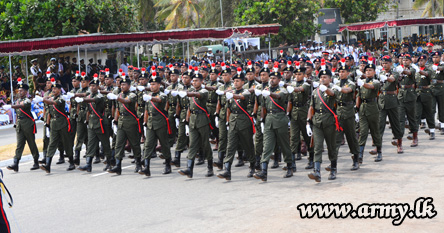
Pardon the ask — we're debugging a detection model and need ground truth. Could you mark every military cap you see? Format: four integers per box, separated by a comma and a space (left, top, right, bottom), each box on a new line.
305, 62, 314, 68
431, 51, 442, 57
345, 55, 354, 61
313, 57, 322, 63
419, 55, 428, 60
283, 66, 294, 72
269, 71, 282, 79
232, 72, 245, 81
337, 65, 350, 72
221, 68, 232, 74
157, 66, 165, 72
170, 69, 181, 75
89, 79, 100, 86
330, 55, 340, 61
426, 42, 434, 47
31, 58, 38, 63
403, 54, 412, 60
381, 55, 392, 62
16, 78, 29, 90
193, 73, 204, 80
364, 64, 376, 72
318, 69, 332, 78
402, 43, 409, 48
293, 67, 306, 73
121, 75, 131, 84
149, 75, 162, 84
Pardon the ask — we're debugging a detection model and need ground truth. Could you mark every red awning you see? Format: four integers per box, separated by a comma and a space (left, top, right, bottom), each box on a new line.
0, 24, 280, 57
339, 17, 444, 32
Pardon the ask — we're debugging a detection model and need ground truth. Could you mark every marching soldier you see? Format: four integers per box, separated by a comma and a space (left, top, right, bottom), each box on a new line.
136, 73, 149, 144
73, 73, 90, 164
205, 65, 221, 153
430, 51, 444, 135
165, 69, 180, 147
6, 79, 40, 172
68, 74, 80, 164
215, 67, 233, 167
217, 71, 256, 180
100, 72, 117, 170
253, 71, 293, 181
416, 55, 435, 140
243, 64, 260, 169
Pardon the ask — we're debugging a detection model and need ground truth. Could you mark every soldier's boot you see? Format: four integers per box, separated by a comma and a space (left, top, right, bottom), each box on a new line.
103, 157, 111, 171
74, 150, 80, 166
369, 148, 377, 155
351, 154, 360, 171
196, 149, 205, 165
205, 159, 214, 177
178, 159, 194, 178
271, 153, 280, 169
171, 151, 181, 168
66, 156, 76, 171
397, 138, 404, 154
7, 159, 19, 172
163, 159, 172, 175
213, 152, 225, 170
234, 150, 245, 167
150, 151, 157, 158
411, 132, 418, 147
111, 150, 116, 165
430, 132, 435, 140
217, 162, 231, 180
39, 152, 47, 164
283, 153, 296, 172
30, 158, 40, 170
283, 163, 293, 178
308, 162, 321, 182
358, 146, 365, 164
305, 152, 314, 170
374, 147, 382, 162
78, 157, 92, 172
247, 163, 255, 178
134, 157, 142, 173
108, 159, 122, 175
99, 145, 105, 159
139, 159, 151, 176
253, 163, 268, 181
254, 156, 261, 171
328, 161, 337, 180
93, 153, 101, 164
40, 157, 52, 174
56, 153, 65, 164
296, 152, 302, 161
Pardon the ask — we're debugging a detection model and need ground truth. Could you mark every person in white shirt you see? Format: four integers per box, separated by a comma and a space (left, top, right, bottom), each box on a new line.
120, 57, 129, 73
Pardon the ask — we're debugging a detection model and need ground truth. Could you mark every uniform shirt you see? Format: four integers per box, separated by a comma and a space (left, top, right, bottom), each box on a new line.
397, 67, 416, 102
69, 87, 80, 119
416, 66, 433, 97
136, 85, 148, 118
228, 88, 251, 131
87, 92, 106, 130
49, 94, 68, 131
378, 68, 399, 110
166, 82, 179, 115
30, 65, 41, 76
178, 84, 194, 120
104, 85, 114, 119
358, 77, 380, 116
264, 85, 289, 129
15, 97, 33, 132
290, 80, 311, 121
217, 81, 233, 120
310, 85, 336, 127
43, 90, 52, 122
431, 64, 444, 96
117, 91, 138, 129
243, 79, 259, 114
145, 91, 168, 130
334, 79, 356, 120
207, 80, 221, 105
189, 88, 210, 129
76, 87, 90, 123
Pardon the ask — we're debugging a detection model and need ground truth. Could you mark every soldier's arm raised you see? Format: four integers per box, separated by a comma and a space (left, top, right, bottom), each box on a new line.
117, 94, 131, 104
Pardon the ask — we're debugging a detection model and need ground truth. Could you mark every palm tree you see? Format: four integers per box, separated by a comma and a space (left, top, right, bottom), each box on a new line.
137, 0, 157, 31
154, 0, 203, 29
413, 0, 444, 17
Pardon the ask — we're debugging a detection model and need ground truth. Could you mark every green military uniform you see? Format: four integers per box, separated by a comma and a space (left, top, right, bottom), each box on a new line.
111, 86, 121, 151
74, 86, 89, 154
166, 82, 180, 146
430, 61, 444, 133
41, 90, 65, 164
415, 66, 435, 135
243, 79, 259, 166
85, 92, 111, 160
217, 81, 233, 155
207, 80, 221, 144
378, 68, 402, 140
397, 66, 418, 137
175, 83, 194, 153
68, 86, 79, 147
254, 82, 268, 159
14, 97, 39, 163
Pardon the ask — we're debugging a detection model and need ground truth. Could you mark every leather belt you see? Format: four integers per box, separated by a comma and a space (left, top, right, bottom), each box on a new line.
292, 103, 306, 107
417, 86, 430, 89
382, 90, 397, 95
268, 109, 284, 114
207, 100, 218, 104
229, 110, 242, 114
191, 110, 205, 114
17, 116, 25, 119
400, 84, 414, 89
314, 109, 335, 113
362, 98, 376, 103
337, 101, 354, 106
436, 80, 444, 83
121, 112, 132, 116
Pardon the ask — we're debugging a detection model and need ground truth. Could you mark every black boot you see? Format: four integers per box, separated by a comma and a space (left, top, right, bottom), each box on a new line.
305, 152, 314, 169
93, 155, 101, 164
358, 146, 365, 164
213, 152, 225, 170
283, 163, 293, 178
7, 158, 19, 172
296, 152, 302, 161
217, 162, 231, 180
163, 158, 172, 174
271, 153, 279, 169
171, 151, 181, 168
78, 157, 92, 172
150, 151, 157, 158
374, 147, 382, 162
139, 159, 151, 176
39, 152, 47, 164
205, 159, 214, 177
253, 163, 268, 181
56, 153, 65, 164
351, 154, 360, 171
108, 159, 122, 175
247, 162, 255, 178
30, 158, 39, 170
254, 156, 261, 171
178, 159, 194, 178
308, 162, 321, 182
74, 150, 80, 165
328, 161, 337, 180
40, 157, 52, 174
196, 149, 205, 165
67, 156, 76, 171
134, 157, 142, 173
103, 157, 111, 171
234, 151, 245, 167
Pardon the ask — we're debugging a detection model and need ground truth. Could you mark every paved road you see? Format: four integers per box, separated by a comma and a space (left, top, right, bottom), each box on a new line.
0, 121, 44, 147
1, 128, 443, 233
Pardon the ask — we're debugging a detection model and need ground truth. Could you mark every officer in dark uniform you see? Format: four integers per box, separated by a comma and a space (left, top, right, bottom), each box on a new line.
100, 71, 117, 170
430, 51, 444, 135
416, 55, 435, 139
165, 69, 180, 147
73, 73, 90, 164
243, 64, 260, 170
205, 65, 221, 155
215, 67, 233, 167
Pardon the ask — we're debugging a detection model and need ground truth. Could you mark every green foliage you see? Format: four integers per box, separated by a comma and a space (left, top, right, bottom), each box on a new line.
0, 0, 139, 40
324, 0, 391, 24
413, 0, 444, 17
234, 0, 321, 46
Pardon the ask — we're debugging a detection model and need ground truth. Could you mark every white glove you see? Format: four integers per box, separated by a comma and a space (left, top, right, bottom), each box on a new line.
355, 112, 359, 123
178, 91, 187, 98
357, 79, 364, 87
333, 78, 339, 84
74, 97, 84, 103
279, 81, 284, 87
286, 86, 295, 93
226, 122, 229, 131
379, 74, 387, 82
262, 90, 270, 97
226, 92, 233, 100
313, 81, 319, 88
143, 94, 152, 102
260, 122, 265, 133
319, 84, 327, 92
216, 90, 224, 95
171, 90, 178, 97
66, 92, 75, 99
396, 66, 404, 73
2, 105, 11, 110
215, 116, 219, 128
112, 123, 118, 135
185, 125, 189, 136
137, 86, 145, 91
164, 89, 170, 95
412, 64, 420, 73
33, 96, 43, 103
130, 86, 136, 92
375, 68, 380, 75
46, 127, 51, 138
356, 70, 363, 76
332, 85, 342, 92
201, 84, 205, 89
107, 93, 117, 100
306, 124, 312, 137
432, 65, 438, 71
254, 89, 262, 96
175, 118, 180, 128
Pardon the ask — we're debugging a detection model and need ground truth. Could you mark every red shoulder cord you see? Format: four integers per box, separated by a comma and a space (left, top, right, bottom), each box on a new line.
89, 102, 105, 134
192, 97, 214, 130
52, 101, 71, 132
234, 99, 256, 134
316, 88, 343, 132
122, 102, 141, 134
150, 101, 172, 134
18, 108, 36, 134
269, 96, 285, 112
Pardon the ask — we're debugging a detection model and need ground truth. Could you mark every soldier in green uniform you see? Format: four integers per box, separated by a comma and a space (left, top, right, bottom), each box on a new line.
40, 80, 75, 173
136, 73, 149, 145
100, 72, 117, 170
165, 68, 180, 147
6, 80, 40, 172
110, 75, 123, 162
253, 71, 293, 181
107, 75, 142, 175
331, 65, 360, 170
139, 73, 172, 176
215, 68, 233, 167
205, 64, 221, 155
73, 73, 90, 164
356, 64, 382, 163
306, 70, 339, 182
178, 73, 214, 178
68, 75, 80, 164
77, 78, 112, 172
243, 64, 260, 169
430, 51, 444, 135
217, 71, 256, 180
397, 54, 418, 147
287, 67, 314, 172
416, 55, 435, 140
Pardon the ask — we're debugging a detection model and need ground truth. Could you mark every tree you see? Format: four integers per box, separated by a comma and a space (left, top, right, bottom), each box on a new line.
0, 0, 138, 41
323, 0, 391, 24
154, 0, 203, 30
413, 0, 444, 17
202, 0, 242, 28
234, 0, 321, 46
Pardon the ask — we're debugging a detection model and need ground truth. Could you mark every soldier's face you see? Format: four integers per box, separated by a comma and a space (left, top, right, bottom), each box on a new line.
233, 79, 244, 89
432, 55, 440, 64
365, 69, 376, 77
246, 72, 254, 81
120, 82, 130, 92
170, 74, 179, 83
81, 80, 89, 89
52, 87, 61, 95
182, 75, 191, 85
269, 76, 280, 87
418, 59, 426, 67
72, 79, 80, 88
192, 78, 202, 89
319, 75, 331, 85
345, 60, 352, 67
46, 82, 52, 90
295, 72, 305, 81
331, 60, 338, 66
412, 57, 418, 64
209, 73, 218, 81
139, 78, 147, 86
180, 66, 187, 73
150, 82, 160, 92
89, 84, 98, 93
305, 66, 313, 75
338, 70, 349, 79
359, 63, 366, 71
18, 89, 27, 98
403, 59, 411, 67
260, 72, 269, 83
283, 71, 292, 80
382, 61, 391, 71
105, 77, 113, 86
222, 73, 231, 83
116, 78, 122, 87
99, 74, 105, 82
